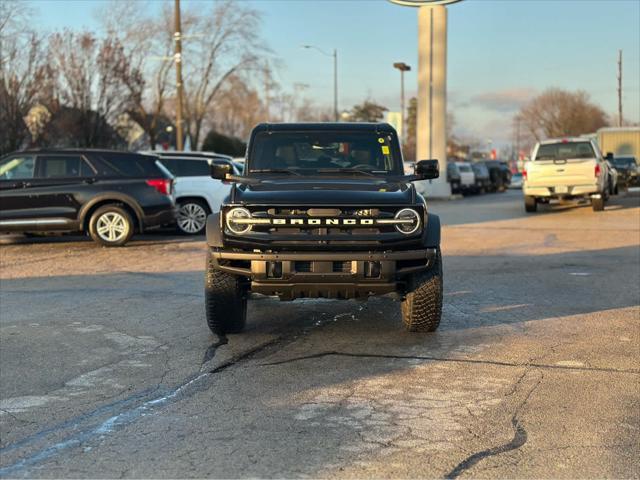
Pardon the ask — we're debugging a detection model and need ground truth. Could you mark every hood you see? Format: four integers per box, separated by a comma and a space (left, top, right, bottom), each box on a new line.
232, 177, 414, 205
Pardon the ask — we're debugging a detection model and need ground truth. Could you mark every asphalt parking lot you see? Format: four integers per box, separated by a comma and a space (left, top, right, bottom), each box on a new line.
1, 190, 639, 478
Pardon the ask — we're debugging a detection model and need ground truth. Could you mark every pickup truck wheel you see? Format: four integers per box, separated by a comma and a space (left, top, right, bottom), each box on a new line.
88, 205, 134, 247
401, 248, 443, 332
592, 196, 605, 212
205, 255, 247, 335
524, 196, 537, 213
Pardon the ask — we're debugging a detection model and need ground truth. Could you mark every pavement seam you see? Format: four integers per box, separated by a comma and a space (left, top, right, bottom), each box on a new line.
258, 351, 639, 375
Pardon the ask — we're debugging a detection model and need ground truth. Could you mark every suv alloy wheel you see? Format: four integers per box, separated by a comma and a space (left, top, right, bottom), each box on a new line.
177, 200, 209, 235
89, 205, 134, 247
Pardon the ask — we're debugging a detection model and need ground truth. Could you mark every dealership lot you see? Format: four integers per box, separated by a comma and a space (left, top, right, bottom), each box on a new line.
1, 190, 638, 478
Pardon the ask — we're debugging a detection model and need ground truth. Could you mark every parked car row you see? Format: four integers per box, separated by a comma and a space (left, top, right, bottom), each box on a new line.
447, 160, 512, 195
0, 148, 240, 246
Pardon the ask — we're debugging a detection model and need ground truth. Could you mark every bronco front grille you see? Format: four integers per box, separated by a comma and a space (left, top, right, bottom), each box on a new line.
224, 205, 424, 249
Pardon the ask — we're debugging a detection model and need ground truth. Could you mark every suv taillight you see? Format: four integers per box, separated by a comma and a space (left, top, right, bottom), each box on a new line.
594, 164, 601, 177
146, 179, 171, 196
522, 168, 527, 180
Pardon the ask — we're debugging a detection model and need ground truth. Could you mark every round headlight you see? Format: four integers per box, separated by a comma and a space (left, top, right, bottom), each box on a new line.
394, 208, 421, 235
226, 207, 252, 234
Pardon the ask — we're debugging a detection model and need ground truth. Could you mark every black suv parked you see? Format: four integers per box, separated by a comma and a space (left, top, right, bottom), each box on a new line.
0, 149, 176, 246
480, 161, 510, 192
204, 123, 443, 334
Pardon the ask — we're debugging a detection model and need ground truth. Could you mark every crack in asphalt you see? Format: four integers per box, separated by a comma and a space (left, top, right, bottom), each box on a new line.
259, 351, 639, 375
445, 371, 543, 479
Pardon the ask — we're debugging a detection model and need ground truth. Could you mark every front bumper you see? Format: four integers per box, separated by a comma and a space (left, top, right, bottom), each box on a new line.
209, 248, 437, 300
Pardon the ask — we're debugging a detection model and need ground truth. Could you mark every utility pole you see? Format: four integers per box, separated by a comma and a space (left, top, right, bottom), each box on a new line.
393, 62, 411, 145
617, 49, 623, 127
174, 0, 184, 150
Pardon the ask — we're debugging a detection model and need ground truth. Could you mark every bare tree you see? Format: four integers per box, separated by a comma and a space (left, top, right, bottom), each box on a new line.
208, 74, 264, 140
0, 2, 52, 154
518, 88, 609, 141
48, 30, 133, 147
98, 1, 176, 149
181, 0, 265, 148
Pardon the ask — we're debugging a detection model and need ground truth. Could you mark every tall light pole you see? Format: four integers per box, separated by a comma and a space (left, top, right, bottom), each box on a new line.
393, 62, 411, 144
302, 45, 338, 121
174, 0, 184, 150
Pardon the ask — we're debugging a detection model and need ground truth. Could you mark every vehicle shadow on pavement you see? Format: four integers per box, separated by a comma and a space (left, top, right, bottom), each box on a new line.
0, 230, 195, 247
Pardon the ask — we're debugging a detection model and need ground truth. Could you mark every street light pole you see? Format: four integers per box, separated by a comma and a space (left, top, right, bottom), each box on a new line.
174, 0, 184, 151
333, 49, 338, 122
302, 45, 339, 121
393, 62, 411, 144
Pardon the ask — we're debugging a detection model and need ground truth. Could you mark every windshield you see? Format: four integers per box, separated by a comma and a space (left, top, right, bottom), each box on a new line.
535, 142, 595, 161
457, 164, 472, 173
249, 131, 403, 175
612, 157, 637, 168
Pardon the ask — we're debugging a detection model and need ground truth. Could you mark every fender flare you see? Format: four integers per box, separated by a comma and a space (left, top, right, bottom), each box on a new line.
78, 193, 144, 231
423, 213, 441, 247
206, 212, 223, 248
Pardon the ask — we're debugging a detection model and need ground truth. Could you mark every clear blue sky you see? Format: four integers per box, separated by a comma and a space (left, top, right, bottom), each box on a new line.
30, 0, 640, 148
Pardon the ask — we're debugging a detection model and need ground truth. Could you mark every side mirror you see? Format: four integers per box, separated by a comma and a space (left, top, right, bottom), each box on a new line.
415, 159, 439, 180
210, 162, 232, 180
605, 152, 614, 161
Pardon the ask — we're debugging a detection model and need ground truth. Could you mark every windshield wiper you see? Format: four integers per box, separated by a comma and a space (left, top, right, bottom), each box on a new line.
316, 168, 376, 176
251, 168, 301, 176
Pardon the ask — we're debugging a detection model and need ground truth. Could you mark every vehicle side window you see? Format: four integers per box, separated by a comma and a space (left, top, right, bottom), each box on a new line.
94, 153, 164, 177
80, 159, 96, 177
159, 159, 182, 176
36, 155, 86, 178
0, 155, 36, 180
180, 160, 210, 176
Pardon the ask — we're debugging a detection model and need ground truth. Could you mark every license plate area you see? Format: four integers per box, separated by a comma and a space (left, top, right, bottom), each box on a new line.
555, 186, 569, 194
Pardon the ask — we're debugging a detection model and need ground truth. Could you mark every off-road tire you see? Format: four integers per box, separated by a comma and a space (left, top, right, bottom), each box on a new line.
592, 196, 605, 212
88, 205, 134, 247
401, 248, 443, 332
524, 196, 537, 213
205, 253, 247, 335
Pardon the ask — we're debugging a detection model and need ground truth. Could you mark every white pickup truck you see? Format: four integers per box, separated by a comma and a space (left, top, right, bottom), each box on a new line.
523, 138, 610, 212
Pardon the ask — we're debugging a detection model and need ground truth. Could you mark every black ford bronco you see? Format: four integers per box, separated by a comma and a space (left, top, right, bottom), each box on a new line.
204, 123, 443, 334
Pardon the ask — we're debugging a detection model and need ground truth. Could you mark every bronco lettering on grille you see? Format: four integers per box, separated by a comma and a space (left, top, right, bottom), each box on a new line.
271, 218, 375, 226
